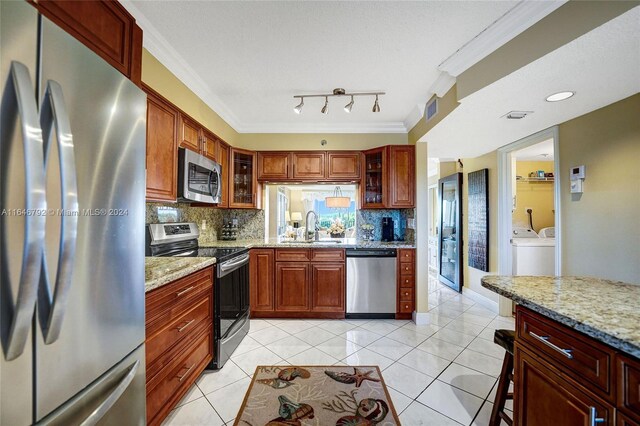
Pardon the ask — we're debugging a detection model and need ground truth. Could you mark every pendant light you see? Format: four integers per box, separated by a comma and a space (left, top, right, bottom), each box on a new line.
325, 186, 351, 208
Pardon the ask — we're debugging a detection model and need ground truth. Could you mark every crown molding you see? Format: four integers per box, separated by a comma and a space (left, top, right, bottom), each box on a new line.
430, 72, 456, 98
237, 122, 408, 134
403, 104, 426, 131
439, 0, 566, 77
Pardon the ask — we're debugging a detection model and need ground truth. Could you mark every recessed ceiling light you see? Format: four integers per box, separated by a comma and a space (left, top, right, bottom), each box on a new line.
546, 91, 575, 102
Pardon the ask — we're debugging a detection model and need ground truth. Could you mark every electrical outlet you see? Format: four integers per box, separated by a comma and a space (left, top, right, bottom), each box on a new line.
406, 218, 415, 229
232, 218, 239, 226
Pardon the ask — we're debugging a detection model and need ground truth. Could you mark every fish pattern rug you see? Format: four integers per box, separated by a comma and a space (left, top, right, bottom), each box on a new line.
234, 365, 400, 426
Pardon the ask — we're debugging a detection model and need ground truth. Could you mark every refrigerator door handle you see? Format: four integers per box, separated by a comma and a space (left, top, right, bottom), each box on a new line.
79, 360, 140, 426
2, 61, 47, 361
37, 80, 78, 344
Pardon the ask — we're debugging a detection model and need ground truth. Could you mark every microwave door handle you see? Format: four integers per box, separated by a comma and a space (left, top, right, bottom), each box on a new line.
37, 80, 78, 345
2, 62, 47, 360
215, 168, 222, 199
208, 171, 214, 198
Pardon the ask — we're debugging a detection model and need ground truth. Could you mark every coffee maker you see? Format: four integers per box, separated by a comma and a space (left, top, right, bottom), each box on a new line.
381, 217, 394, 242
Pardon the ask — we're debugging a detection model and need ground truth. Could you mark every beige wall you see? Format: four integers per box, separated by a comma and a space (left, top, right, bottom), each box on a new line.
559, 94, 640, 284
409, 85, 459, 145
461, 151, 500, 303
141, 49, 241, 145
513, 161, 555, 232
238, 133, 407, 151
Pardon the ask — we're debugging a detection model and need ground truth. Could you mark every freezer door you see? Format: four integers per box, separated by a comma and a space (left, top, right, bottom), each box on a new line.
35, 15, 147, 421
37, 344, 146, 426
0, 1, 41, 425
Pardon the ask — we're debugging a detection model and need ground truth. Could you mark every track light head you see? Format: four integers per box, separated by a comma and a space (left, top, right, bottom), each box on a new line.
321, 96, 328, 114
372, 95, 380, 113
344, 96, 354, 113
293, 98, 304, 114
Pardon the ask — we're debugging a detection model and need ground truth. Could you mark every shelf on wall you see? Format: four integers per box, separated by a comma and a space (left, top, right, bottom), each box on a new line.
517, 177, 555, 182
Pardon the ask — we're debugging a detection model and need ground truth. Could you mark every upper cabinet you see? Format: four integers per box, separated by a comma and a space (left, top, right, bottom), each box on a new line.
257, 152, 290, 181
144, 87, 178, 202
360, 146, 415, 209
30, 0, 143, 85
388, 146, 415, 208
327, 152, 360, 180
292, 152, 326, 180
230, 148, 259, 209
202, 131, 217, 161
179, 115, 200, 152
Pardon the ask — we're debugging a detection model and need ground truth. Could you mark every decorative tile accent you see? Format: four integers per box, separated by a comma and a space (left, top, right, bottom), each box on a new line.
356, 209, 415, 243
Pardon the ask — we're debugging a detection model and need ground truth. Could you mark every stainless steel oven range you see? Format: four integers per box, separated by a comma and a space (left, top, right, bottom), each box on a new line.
146, 222, 250, 369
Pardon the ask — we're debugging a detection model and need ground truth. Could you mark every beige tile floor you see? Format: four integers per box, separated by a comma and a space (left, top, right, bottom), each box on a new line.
162, 277, 515, 426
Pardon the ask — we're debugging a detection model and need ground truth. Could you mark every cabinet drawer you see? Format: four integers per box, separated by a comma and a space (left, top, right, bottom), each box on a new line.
310, 249, 345, 262
399, 287, 414, 302
398, 249, 414, 262
618, 354, 640, 418
146, 267, 213, 321
399, 262, 414, 276
147, 327, 213, 426
517, 307, 614, 398
146, 292, 212, 366
276, 249, 310, 262
399, 301, 414, 313
399, 275, 415, 288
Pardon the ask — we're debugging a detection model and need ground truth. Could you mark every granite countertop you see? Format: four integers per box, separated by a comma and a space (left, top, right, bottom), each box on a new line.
481, 275, 640, 357
200, 238, 416, 249
145, 257, 216, 293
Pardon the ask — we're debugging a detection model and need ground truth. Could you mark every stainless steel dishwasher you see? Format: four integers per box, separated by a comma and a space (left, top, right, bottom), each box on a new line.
346, 248, 397, 318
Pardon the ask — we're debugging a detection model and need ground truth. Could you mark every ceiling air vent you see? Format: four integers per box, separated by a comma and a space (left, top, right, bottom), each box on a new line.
425, 97, 438, 122
502, 110, 533, 120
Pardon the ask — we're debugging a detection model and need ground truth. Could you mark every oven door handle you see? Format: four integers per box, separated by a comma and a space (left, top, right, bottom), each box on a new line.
220, 315, 249, 344
220, 254, 250, 273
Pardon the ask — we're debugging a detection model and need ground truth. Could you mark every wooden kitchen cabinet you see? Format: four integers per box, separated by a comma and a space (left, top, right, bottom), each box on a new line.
144, 86, 178, 202
275, 262, 311, 311
361, 147, 387, 208
258, 152, 291, 181
388, 145, 415, 208
216, 141, 229, 208
202, 130, 217, 161
327, 152, 361, 180
250, 249, 275, 313
30, 0, 143, 85
311, 263, 345, 312
229, 148, 259, 208
145, 267, 214, 426
292, 152, 326, 180
179, 114, 201, 153
617, 354, 640, 424
396, 248, 416, 319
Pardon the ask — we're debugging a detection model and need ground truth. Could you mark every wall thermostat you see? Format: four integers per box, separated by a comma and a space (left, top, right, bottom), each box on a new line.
570, 165, 585, 180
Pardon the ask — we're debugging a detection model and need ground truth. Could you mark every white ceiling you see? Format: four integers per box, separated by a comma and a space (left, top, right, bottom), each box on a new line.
513, 138, 554, 161
124, 0, 525, 133
424, 7, 640, 159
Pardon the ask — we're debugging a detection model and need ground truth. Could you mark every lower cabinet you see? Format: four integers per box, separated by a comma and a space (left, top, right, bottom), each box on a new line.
396, 248, 416, 319
145, 267, 214, 426
250, 248, 345, 318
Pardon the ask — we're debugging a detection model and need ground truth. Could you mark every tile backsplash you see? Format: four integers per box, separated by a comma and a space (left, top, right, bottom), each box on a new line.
146, 203, 264, 244
356, 209, 415, 243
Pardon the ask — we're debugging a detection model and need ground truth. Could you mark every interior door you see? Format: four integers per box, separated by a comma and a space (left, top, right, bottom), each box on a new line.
35, 15, 146, 421
438, 173, 463, 292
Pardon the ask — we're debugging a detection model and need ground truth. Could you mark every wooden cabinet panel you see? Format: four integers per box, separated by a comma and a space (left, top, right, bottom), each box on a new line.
275, 262, 310, 311
399, 287, 414, 302
311, 263, 345, 312
517, 307, 614, 398
275, 249, 311, 262
516, 344, 614, 426
399, 262, 414, 276
179, 115, 200, 152
31, 0, 141, 81
399, 302, 414, 313
216, 141, 229, 208
145, 88, 178, 202
388, 146, 415, 208
399, 275, 415, 288
310, 249, 345, 262
202, 131, 217, 161
293, 152, 326, 179
361, 147, 387, 209
617, 411, 640, 426
250, 249, 275, 312
258, 152, 291, 180
618, 354, 640, 420
396, 248, 415, 319
327, 152, 360, 180
398, 249, 414, 262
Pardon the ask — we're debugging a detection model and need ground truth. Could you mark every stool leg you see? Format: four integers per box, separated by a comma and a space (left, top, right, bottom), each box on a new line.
490, 352, 514, 426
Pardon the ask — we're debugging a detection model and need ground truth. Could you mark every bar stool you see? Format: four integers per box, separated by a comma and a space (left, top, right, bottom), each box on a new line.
490, 329, 515, 426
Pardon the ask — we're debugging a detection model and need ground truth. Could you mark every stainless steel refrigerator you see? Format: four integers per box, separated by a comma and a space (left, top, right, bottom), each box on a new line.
1, 1, 146, 424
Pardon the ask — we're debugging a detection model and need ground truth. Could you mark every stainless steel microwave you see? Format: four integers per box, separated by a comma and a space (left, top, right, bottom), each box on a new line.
178, 148, 222, 203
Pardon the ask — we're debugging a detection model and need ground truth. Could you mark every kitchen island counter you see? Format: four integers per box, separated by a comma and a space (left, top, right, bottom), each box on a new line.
145, 256, 216, 292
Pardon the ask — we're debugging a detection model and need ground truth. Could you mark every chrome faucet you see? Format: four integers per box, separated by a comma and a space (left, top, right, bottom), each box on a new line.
305, 210, 320, 241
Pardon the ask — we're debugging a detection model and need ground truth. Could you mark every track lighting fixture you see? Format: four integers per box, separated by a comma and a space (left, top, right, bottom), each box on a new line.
321, 96, 328, 114
293, 88, 384, 114
344, 96, 354, 113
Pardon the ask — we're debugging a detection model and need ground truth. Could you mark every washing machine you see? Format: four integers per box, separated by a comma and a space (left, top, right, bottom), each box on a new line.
512, 227, 555, 275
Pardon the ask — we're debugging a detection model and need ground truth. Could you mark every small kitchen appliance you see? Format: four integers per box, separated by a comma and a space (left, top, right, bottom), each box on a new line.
381, 217, 394, 242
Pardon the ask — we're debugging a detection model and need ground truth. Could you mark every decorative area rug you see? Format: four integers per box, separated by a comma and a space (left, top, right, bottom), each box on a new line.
234, 365, 400, 426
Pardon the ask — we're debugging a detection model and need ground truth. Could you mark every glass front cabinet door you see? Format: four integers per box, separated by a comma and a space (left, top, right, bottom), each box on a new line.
361, 147, 386, 208
229, 148, 258, 208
